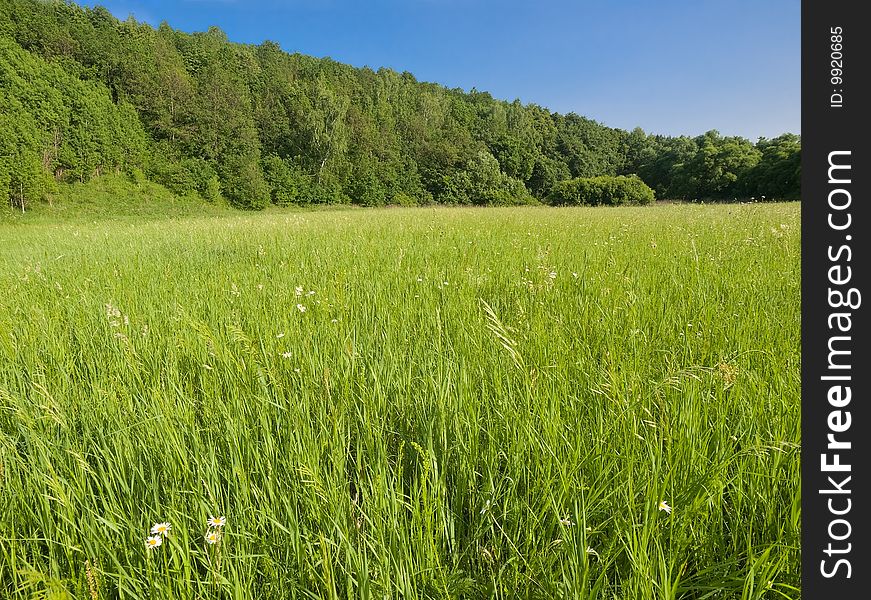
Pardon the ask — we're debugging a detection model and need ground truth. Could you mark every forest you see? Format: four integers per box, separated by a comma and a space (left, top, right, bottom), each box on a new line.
0, 0, 801, 210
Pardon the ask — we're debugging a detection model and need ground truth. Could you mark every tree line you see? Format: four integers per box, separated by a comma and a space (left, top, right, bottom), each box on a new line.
0, 0, 801, 210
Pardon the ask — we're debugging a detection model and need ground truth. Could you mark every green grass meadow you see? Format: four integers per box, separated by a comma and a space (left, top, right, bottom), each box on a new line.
0, 203, 800, 599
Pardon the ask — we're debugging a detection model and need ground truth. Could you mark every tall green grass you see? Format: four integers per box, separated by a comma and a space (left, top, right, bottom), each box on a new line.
0, 204, 799, 599
1, 174, 234, 224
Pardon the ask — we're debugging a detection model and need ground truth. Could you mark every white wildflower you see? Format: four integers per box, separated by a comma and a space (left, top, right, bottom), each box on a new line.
207, 516, 226, 528
145, 535, 162, 550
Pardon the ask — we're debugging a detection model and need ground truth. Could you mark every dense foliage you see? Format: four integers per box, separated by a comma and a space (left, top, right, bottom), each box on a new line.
0, 35, 146, 210
1, 0, 800, 210
548, 175, 655, 206
625, 129, 800, 202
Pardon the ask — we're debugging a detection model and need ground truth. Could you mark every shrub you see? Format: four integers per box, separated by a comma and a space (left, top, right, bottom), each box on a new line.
437, 151, 534, 205
202, 175, 222, 203
391, 192, 419, 207
547, 174, 655, 206
220, 156, 270, 210
262, 155, 299, 206
346, 169, 388, 207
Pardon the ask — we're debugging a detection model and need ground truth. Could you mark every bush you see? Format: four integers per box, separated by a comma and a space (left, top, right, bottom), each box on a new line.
547, 174, 655, 206
220, 156, 270, 210
262, 155, 301, 206
528, 156, 572, 198
307, 177, 349, 205
391, 192, 419, 207
437, 151, 534, 205
346, 168, 388, 207
202, 175, 222, 203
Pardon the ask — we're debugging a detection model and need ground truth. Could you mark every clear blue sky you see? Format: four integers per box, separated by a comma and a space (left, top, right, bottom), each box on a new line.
81, 0, 800, 140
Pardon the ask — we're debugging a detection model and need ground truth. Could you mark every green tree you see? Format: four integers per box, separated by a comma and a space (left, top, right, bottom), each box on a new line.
685, 131, 761, 199
1, 0, 799, 210
262, 154, 300, 206
746, 134, 800, 199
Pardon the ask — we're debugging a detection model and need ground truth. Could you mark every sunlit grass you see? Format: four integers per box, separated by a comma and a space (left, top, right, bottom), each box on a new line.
0, 203, 800, 599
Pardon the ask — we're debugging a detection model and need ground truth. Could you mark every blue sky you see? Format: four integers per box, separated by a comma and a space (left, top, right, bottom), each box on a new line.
81, 0, 800, 140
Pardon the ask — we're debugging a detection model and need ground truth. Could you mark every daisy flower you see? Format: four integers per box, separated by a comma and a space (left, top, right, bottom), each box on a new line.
206, 530, 220, 545
559, 516, 575, 526
658, 500, 672, 514
145, 535, 162, 550
150, 522, 171, 536
296, 304, 306, 313
207, 516, 226, 528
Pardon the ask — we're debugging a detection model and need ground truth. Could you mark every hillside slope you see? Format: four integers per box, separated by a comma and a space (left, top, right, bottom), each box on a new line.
0, 0, 799, 210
